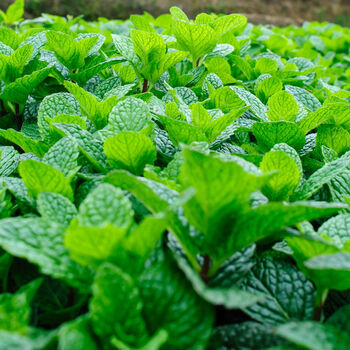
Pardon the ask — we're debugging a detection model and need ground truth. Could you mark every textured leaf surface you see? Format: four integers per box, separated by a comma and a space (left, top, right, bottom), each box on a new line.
242, 258, 315, 325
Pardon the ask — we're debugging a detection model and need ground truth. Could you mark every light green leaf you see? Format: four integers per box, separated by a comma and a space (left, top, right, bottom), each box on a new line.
0, 67, 52, 105
318, 214, 350, 245
38, 92, 81, 144
172, 21, 217, 63
316, 124, 350, 155
4, 0, 24, 24
76, 183, 133, 228
158, 115, 207, 146
267, 91, 299, 122
260, 150, 300, 201
0, 129, 48, 157
64, 81, 117, 130
104, 132, 157, 175
229, 201, 345, 256
18, 159, 73, 200
285, 85, 322, 112
252, 121, 305, 151
211, 86, 246, 113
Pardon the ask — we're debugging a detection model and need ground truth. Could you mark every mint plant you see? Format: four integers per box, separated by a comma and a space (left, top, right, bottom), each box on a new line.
0, 1, 349, 349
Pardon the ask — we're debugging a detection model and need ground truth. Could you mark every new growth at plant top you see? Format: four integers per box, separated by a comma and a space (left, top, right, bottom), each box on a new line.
0, 0, 350, 349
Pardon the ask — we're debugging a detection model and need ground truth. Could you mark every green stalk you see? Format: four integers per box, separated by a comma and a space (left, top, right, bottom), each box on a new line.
313, 287, 329, 321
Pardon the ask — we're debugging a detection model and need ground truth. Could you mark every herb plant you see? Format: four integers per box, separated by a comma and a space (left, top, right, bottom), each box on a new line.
0, 1, 350, 349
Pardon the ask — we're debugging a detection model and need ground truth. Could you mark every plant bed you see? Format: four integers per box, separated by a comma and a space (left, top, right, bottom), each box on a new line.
0, 1, 350, 349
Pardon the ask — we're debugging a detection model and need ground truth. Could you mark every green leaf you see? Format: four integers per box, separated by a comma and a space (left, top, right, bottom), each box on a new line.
174, 254, 262, 309
0, 218, 92, 289
64, 81, 118, 130
276, 321, 350, 350
46, 31, 97, 70
228, 201, 345, 256
121, 215, 167, 259
252, 121, 305, 151
18, 159, 74, 200
58, 316, 99, 350
318, 214, 350, 245
209, 322, 286, 350
267, 91, 299, 122
285, 85, 322, 112
65, 184, 133, 266
107, 97, 152, 134
158, 115, 207, 146
0, 279, 42, 334
231, 86, 268, 121
37, 192, 77, 227
256, 76, 283, 104
0, 129, 49, 157
211, 86, 246, 113
179, 148, 267, 241
74, 183, 133, 228
172, 21, 217, 63
104, 132, 157, 175
316, 124, 350, 155
90, 263, 148, 348
104, 170, 200, 269
304, 253, 350, 291
260, 150, 300, 201
292, 151, 350, 200
1, 67, 52, 105
242, 257, 315, 325
0, 146, 19, 176
327, 305, 350, 333
43, 137, 80, 177
52, 123, 108, 172
37, 92, 81, 144
4, 0, 24, 25
111, 329, 168, 350
130, 30, 187, 83
255, 57, 278, 75
139, 251, 214, 350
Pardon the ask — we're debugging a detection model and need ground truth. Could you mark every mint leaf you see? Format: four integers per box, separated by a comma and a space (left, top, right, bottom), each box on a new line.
18, 159, 74, 200
276, 321, 350, 350
0, 218, 92, 289
104, 132, 157, 175
242, 257, 315, 325
267, 91, 299, 122
90, 263, 148, 348
139, 251, 214, 350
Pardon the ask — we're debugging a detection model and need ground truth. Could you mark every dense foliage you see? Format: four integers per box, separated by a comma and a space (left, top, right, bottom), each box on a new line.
0, 0, 350, 349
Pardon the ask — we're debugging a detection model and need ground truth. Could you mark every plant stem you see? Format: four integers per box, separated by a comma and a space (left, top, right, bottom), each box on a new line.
142, 79, 148, 93
14, 103, 22, 130
0, 100, 6, 116
313, 287, 329, 321
200, 254, 211, 285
